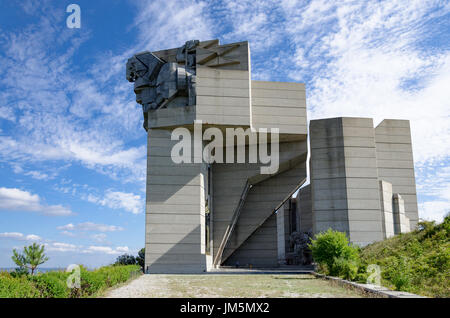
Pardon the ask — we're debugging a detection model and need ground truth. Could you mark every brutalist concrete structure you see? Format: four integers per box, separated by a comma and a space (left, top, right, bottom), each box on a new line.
127, 39, 307, 273
126, 39, 418, 272
309, 117, 418, 246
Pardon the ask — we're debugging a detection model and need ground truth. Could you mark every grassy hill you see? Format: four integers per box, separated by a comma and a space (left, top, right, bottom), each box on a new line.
359, 215, 449, 297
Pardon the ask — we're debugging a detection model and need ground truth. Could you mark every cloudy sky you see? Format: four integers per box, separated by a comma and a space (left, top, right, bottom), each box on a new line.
0, 0, 449, 268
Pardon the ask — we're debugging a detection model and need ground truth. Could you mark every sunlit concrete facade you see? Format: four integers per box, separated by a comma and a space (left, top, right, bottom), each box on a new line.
309, 117, 418, 246
126, 39, 418, 272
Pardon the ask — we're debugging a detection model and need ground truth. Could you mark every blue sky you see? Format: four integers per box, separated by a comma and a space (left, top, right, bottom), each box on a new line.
0, 0, 449, 268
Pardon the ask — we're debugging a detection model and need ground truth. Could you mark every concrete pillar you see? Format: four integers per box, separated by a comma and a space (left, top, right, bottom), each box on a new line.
310, 117, 384, 246
277, 205, 287, 265
375, 119, 418, 230
145, 129, 207, 273
297, 185, 312, 233
379, 180, 395, 238
393, 194, 410, 234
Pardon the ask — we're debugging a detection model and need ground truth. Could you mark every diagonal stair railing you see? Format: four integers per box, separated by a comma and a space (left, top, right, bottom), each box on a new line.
213, 153, 307, 267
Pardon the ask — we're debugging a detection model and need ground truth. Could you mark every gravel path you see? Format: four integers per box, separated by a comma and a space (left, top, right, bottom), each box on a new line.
104, 275, 170, 298
103, 274, 363, 298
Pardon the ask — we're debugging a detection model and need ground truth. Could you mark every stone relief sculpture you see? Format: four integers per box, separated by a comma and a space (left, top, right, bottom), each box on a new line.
126, 40, 199, 130
288, 231, 312, 265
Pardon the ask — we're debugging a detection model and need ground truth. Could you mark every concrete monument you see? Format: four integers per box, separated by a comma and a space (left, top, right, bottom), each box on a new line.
126, 39, 418, 272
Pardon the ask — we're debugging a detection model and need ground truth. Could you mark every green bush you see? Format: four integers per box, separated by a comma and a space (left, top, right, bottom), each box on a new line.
79, 265, 140, 297
0, 271, 39, 298
0, 265, 141, 298
309, 229, 360, 279
30, 272, 70, 298
114, 254, 136, 266
10, 267, 29, 278
79, 266, 106, 296
332, 256, 359, 280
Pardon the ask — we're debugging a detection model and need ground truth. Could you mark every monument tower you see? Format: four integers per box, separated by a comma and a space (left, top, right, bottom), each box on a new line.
126, 39, 418, 273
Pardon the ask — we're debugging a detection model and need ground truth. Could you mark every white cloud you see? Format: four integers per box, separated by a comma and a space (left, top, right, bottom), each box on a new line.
60, 230, 75, 237
0, 232, 24, 239
57, 222, 123, 232
0, 10, 147, 185
418, 201, 449, 223
275, 1, 450, 167
45, 242, 78, 252
24, 170, 50, 180
1, 0, 448, 227
0, 106, 15, 122
116, 246, 130, 253
84, 245, 129, 255
0, 229, 130, 255
274, 0, 450, 222
91, 233, 107, 243
132, 0, 214, 51
0, 232, 42, 241
0, 187, 73, 216
25, 234, 42, 241
87, 190, 143, 214
215, 0, 284, 52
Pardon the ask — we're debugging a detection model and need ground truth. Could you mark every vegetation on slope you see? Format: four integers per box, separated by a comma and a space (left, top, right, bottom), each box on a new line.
359, 215, 449, 297
311, 215, 450, 297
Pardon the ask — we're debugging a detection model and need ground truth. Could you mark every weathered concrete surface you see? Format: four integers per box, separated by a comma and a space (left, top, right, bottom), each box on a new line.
375, 119, 418, 230
379, 180, 395, 239
145, 129, 207, 273
309, 117, 418, 246
297, 185, 312, 233
313, 273, 426, 298
133, 39, 309, 273
129, 39, 419, 273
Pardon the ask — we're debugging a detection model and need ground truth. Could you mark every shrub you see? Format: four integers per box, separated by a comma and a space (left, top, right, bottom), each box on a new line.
79, 266, 106, 296
309, 229, 360, 278
136, 248, 145, 272
114, 254, 136, 266
359, 215, 449, 297
332, 256, 359, 280
30, 272, 70, 298
0, 265, 141, 298
78, 264, 140, 297
10, 267, 29, 278
0, 271, 39, 298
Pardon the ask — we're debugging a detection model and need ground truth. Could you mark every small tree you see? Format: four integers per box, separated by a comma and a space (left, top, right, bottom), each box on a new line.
114, 254, 136, 266
12, 243, 49, 275
308, 229, 360, 278
136, 248, 145, 272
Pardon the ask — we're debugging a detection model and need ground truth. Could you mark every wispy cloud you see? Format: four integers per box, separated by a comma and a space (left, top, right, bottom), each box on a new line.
57, 222, 124, 233
131, 0, 214, 51
86, 190, 144, 214
0, 231, 129, 254
0, 232, 41, 241
83, 245, 129, 255
277, 0, 450, 222
0, 187, 73, 216
0, 5, 146, 184
45, 242, 78, 252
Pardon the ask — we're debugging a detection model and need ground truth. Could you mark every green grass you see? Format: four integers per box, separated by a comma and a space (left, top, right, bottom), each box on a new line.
358, 216, 450, 297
